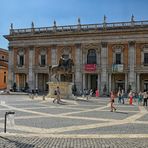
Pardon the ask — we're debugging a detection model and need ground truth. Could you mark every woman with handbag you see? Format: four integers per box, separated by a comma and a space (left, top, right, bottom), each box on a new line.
110, 90, 116, 112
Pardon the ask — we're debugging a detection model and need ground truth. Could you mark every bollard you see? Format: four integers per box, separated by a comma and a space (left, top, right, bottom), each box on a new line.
32, 94, 34, 99
29, 94, 32, 99
43, 95, 45, 100
4, 111, 15, 133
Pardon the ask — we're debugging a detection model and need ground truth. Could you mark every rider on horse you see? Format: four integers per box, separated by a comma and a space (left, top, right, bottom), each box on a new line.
58, 55, 74, 72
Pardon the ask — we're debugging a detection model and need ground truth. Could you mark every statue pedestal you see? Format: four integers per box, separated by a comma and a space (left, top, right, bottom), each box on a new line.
47, 82, 74, 99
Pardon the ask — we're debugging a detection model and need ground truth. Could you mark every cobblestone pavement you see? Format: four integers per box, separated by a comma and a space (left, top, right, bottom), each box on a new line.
0, 95, 148, 148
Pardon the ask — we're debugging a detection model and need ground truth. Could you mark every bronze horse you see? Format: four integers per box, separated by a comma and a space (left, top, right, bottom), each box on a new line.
49, 58, 74, 81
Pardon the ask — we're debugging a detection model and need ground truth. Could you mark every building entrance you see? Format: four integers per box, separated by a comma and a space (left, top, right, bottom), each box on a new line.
140, 74, 148, 91
38, 74, 48, 92
90, 74, 98, 91
144, 82, 148, 91
115, 80, 125, 92
17, 74, 26, 91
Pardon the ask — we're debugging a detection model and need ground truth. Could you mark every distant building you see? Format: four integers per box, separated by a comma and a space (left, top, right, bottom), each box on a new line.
4, 18, 148, 94
0, 48, 8, 90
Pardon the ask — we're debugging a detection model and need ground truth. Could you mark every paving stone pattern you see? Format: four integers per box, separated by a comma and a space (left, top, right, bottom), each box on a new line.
0, 95, 147, 148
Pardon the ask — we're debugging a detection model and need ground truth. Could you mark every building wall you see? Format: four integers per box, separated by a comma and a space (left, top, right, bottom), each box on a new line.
0, 48, 8, 90
4, 20, 148, 94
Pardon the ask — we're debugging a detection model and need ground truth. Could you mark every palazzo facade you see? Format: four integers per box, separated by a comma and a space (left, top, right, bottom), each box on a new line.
4, 18, 148, 95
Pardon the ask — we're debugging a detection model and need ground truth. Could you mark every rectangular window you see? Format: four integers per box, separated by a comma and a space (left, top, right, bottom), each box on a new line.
4, 72, 6, 83
4, 76, 6, 83
116, 53, 121, 64
144, 53, 148, 64
19, 55, 24, 66
41, 55, 46, 66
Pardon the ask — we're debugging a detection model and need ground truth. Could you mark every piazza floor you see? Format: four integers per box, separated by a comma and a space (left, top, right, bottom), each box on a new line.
0, 94, 148, 148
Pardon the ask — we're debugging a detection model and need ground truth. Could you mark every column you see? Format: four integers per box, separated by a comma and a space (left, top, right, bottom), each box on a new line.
109, 73, 111, 93
125, 73, 128, 93
100, 42, 108, 96
137, 73, 140, 92
17, 74, 20, 91
128, 41, 136, 91
97, 74, 101, 92
82, 74, 86, 90
75, 44, 82, 91
35, 73, 38, 89
28, 47, 35, 90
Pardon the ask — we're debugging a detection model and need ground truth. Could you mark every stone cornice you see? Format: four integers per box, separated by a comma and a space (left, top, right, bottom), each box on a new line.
8, 34, 148, 48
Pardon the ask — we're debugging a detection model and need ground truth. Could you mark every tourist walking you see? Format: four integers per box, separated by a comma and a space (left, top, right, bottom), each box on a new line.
53, 86, 61, 104
117, 90, 122, 103
121, 89, 125, 104
35, 88, 38, 97
95, 89, 99, 98
110, 90, 116, 112
89, 89, 93, 99
128, 91, 133, 105
143, 90, 147, 106
138, 91, 143, 105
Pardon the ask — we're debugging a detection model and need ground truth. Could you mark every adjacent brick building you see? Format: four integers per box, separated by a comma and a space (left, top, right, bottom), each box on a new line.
0, 48, 8, 90
4, 17, 148, 95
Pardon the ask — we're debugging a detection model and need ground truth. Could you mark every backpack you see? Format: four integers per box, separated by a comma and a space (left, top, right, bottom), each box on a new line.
54, 90, 57, 95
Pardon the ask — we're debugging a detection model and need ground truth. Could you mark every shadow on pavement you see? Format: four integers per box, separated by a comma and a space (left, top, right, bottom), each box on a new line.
0, 136, 35, 148
115, 111, 128, 114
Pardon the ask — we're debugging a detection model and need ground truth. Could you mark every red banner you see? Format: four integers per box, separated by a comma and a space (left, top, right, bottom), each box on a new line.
85, 64, 96, 71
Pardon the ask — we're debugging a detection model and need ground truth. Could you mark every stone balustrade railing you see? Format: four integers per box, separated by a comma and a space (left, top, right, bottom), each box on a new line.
10, 20, 148, 35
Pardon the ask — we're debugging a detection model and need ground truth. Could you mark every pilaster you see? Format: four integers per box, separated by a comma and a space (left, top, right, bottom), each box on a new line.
125, 73, 128, 93
100, 42, 108, 95
28, 47, 35, 90
51, 45, 57, 65
75, 44, 82, 90
109, 73, 111, 93
137, 73, 140, 92
128, 41, 136, 91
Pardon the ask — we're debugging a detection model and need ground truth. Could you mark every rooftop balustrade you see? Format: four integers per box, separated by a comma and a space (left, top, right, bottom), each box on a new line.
10, 20, 148, 35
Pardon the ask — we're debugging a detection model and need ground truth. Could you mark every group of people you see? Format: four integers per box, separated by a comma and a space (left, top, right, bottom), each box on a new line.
110, 89, 148, 112
117, 89, 148, 106
53, 87, 100, 103
83, 88, 100, 100
53, 86, 148, 113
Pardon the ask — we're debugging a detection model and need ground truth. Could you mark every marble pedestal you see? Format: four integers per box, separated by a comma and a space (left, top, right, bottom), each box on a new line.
47, 82, 74, 99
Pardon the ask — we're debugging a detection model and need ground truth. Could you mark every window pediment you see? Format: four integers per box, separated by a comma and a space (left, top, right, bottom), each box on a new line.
82, 43, 101, 53
112, 45, 124, 52
141, 44, 148, 52
18, 49, 24, 55
40, 49, 46, 55
60, 47, 72, 58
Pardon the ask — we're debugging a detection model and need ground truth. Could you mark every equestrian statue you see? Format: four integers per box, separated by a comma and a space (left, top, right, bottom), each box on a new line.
49, 56, 74, 82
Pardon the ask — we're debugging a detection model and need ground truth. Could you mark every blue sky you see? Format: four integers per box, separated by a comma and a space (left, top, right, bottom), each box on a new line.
0, 0, 148, 49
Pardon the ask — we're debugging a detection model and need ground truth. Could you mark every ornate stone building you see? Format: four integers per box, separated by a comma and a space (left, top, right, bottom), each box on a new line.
4, 18, 148, 95
0, 48, 8, 90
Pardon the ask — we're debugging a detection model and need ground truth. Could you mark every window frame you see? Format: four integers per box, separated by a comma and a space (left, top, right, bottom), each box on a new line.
87, 49, 97, 64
